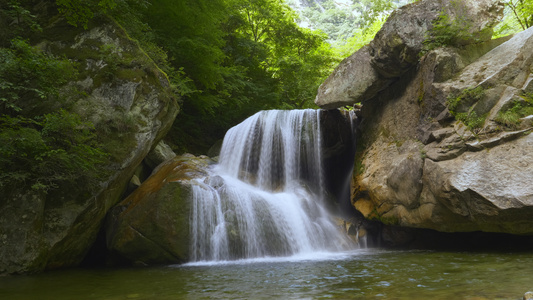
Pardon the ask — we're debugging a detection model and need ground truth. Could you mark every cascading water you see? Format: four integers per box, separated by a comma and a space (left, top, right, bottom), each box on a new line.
190, 109, 354, 262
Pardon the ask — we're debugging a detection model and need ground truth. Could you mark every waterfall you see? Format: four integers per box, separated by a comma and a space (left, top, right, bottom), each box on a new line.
190, 109, 354, 262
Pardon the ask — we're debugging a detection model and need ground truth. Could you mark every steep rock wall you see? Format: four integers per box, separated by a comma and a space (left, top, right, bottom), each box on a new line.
316, 0, 533, 235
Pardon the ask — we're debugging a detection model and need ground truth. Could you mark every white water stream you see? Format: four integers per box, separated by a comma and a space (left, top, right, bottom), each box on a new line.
190, 110, 354, 262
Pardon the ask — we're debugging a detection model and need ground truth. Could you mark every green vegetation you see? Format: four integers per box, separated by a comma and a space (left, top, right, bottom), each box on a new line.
290, 0, 410, 46
2, 0, 529, 195
56, 0, 117, 29
1, 0, 416, 154
0, 16, 107, 196
422, 0, 476, 53
0, 110, 107, 194
447, 87, 486, 132
494, 0, 533, 37
286, 0, 417, 57
455, 111, 487, 132
495, 95, 533, 129
447, 86, 485, 115
109, 0, 342, 153
334, 17, 386, 58
0, 39, 76, 115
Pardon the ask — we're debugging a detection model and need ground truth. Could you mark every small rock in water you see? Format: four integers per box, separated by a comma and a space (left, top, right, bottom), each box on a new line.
524, 291, 533, 300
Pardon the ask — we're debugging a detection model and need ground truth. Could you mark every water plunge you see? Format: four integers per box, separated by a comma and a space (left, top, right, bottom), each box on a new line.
190, 109, 355, 262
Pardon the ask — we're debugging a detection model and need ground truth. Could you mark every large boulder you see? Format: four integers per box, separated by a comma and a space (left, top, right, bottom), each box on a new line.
370, 0, 503, 78
315, 0, 504, 109
0, 15, 178, 274
144, 140, 177, 170
107, 155, 212, 265
351, 24, 533, 235
314, 46, 390, 109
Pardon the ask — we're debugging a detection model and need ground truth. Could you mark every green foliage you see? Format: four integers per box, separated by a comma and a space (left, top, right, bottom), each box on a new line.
56, 0, 117, 29
0, 17, 108, 196
293, 0, 409, 46
353, 0, 396, 28
144, 0, 227, 93
502, 0, 533, 30
447, 86, 485, 115
110, 0, 339, 153
455, 111, 486, 132
447, 87, 486, 132
334, 16, 386, 58
493, 1, 533, 38
103, 0, 410, 153
0, 110, 107, 194
422, 1, 475, 53
0, 0, 414, 157
298, 0, 357, 43
0, 0, 42, 46
495, 96, 533, 129
0, 39, 77, 116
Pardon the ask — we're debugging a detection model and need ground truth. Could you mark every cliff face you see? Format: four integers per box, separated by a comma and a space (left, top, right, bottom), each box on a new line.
0, 14, 178, 274
315, 0, 533, 235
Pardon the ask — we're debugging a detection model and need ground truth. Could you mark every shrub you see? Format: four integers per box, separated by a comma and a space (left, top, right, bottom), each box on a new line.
422, 0, 476, 54
0, 39, 77, 116
495, 98, 533, 129
446, 86, 486, 133
455, 111, 486, 132
447, 86, 485, 115
56, 0, 117, 29
0, 111, 107, 195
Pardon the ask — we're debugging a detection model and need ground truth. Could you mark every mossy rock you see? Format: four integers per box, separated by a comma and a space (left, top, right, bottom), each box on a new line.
106, 155, 212, 265
0, 12, 178, 274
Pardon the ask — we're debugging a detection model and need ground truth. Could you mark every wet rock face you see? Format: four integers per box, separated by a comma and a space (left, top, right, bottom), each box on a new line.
320, 109, 357, 211
314, 0, 504, 109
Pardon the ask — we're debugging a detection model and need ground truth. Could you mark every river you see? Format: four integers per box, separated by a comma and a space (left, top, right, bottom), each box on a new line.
1, 249, 531, 299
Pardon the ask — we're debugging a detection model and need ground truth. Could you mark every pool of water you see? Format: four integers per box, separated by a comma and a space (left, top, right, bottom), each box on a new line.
1, 249, 531, 300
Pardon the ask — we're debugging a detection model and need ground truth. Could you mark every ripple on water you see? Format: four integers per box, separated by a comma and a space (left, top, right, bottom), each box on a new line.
0, 250, 531, 300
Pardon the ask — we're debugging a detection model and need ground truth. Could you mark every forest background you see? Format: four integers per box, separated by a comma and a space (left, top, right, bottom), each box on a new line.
0, 0, 530, 195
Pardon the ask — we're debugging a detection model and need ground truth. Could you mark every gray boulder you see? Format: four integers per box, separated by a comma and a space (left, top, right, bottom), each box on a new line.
370, 0, 503, 77
315, 46, 390, 109
315, 0, 504, 109
144, 140, 177, 170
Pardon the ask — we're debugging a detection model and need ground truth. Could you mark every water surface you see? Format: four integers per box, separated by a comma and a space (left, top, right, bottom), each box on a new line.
1, 249, 531, 300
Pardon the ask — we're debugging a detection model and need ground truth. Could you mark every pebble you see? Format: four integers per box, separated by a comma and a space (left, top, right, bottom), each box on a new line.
524, 291, 533, 300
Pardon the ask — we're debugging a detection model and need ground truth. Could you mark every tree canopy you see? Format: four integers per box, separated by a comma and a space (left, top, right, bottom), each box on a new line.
494, 0, 533, 37
2, 0, 529, 159
120, 0, 339, 153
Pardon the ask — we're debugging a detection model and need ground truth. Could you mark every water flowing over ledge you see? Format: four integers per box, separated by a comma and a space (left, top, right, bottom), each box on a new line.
190, 109, 355, 262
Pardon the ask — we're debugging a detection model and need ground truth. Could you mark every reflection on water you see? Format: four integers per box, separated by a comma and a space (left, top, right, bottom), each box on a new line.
0, 249, 531, 300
